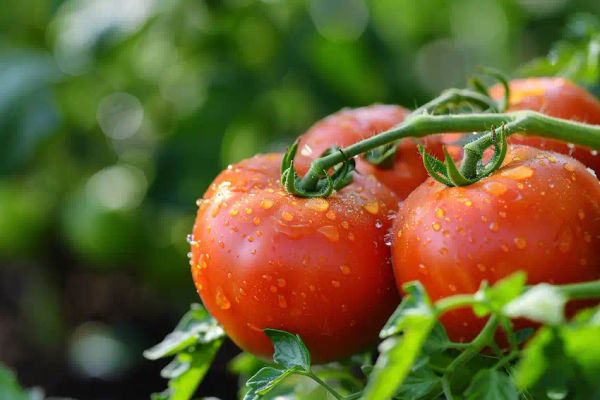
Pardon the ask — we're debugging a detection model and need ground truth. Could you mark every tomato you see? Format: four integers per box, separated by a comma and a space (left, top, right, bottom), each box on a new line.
489, 77, 600, 175
190, 153, 400, 363
392, 145, 600, 342
294, 105, 445, 199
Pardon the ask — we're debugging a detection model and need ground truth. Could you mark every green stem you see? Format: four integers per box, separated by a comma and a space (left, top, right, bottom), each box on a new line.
559, 279, 600, 300
299, 110, 600, 190
300, 371, 345, 400
443, 315, 500, 382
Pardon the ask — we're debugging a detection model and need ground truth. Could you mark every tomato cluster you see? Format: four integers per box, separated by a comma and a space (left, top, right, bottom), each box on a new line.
190, 78, 600, 362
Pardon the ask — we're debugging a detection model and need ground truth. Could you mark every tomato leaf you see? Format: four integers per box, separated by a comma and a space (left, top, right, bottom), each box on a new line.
264, 329, 311, 371
394, 367, 441, 400
244, 366, 299, 400
380, 281, 432, 338
144, 304, 224, 360
464, 369, 519, 400
473, 272, 527, 317
504, 284, 567, 325
152, 339, 223, 400
0, 364, 29, 400
363, 312, 436, 400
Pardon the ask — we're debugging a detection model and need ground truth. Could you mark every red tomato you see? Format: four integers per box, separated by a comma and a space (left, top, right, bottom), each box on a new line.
191, 153, 400, 363
489, 77, 600, 175
392, 145, 600, 342
294, 105, 445, 199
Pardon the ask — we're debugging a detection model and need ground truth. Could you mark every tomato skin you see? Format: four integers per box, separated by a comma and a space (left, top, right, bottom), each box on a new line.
191, 154, 400, 363
392, 145, 600, 342
489, 77, 600, 174
294, 105, 445, 199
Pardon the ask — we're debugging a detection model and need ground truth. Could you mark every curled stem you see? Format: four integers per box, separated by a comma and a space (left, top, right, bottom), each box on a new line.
295, 110, 600, 195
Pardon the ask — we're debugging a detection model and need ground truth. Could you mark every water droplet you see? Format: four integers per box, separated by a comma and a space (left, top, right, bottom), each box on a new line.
277, 278, 286, 287
247, 236, 255, 242
305, 198, 329, 212
483, 181, 507, 196
340, 265, 351, 275
300, 144, 313, 156
331, 280, 341, 288
253, 216, 261, 225
501, 244, 509, 252
215, 287, 231, 310
229, 209, 239, 216
260, 199, 274, 209
477, 263, 486, 272
245, 208, 253, 215
489, 222, 500, 232
278, 295, 287, 308
364, 201, 380, 215
375, 220, 383, 229
384, 232, 393, 246
514, 237, 527, 249
435, 208, 445, 218
564, 163, 576, 172
318, 225, 339, 242
448, 284, 457, 292
186, 234, 194, 244
432, 222, 441, 231
578, 209, 585, 220
347, 232, 355, 241
464, 199, 473, 207
439, 247, 448, 255
341, 221, 349, 229
281, 211, 294, 221
187, 252, 192, 259
591, 150, 598, 156
270, 285, 277, 293
501, 166, 534, 180
326, 210, 336, 220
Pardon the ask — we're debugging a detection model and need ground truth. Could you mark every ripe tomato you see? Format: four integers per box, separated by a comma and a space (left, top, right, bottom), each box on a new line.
191, 153, 400, 363
489, 77, 600, 175
294, 105, 445, 199
392, 145, 600, 342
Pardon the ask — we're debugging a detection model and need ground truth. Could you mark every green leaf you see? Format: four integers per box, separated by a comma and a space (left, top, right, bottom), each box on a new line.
363, 313, 436, 400
264, 329, 311, 371
504, 284, 567, 325
144, 304, 224, 360
244, 366, 298, 400
380, 281, 432, 338
394, 367, 441, 400
153, 339, 223, 400
473, 272, 527, 317
465, 369, 519, 400
422, 322, 451, 354
0, 364, 29, 400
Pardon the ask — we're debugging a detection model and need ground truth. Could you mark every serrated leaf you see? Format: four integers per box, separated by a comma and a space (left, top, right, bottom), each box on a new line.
264, 329, 311, 370
363, 313, 436, 400
394, 367, 441, 400
144, 304, 224, 360
465, 369, 518, 400
244, 367, 297, 400
381, 281, 432, 338
152, 339, 223, 400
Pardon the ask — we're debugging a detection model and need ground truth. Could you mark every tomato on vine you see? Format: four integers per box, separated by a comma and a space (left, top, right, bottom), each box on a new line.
490, 77, 600, 174
294, 105, 445, 199
392, 145, 600, 342
190, 153, 400, 363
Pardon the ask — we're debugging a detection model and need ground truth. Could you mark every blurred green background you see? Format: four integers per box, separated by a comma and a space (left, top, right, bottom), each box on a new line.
1, 0, 599, 398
